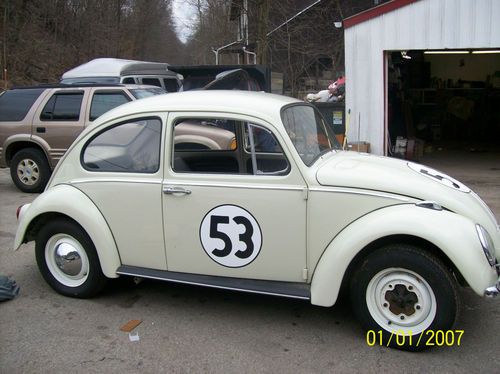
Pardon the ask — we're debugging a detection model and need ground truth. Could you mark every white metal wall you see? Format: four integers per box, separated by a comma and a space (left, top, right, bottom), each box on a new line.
344, 0, 500, 155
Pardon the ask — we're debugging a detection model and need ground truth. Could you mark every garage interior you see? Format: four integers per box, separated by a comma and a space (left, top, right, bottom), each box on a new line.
387, 49, 500, 161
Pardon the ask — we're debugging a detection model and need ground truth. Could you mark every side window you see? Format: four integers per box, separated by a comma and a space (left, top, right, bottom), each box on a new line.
142, 78, 161, 87
82, 118, 162, 173
40, 92, 83, 121
173, 119, 238, 174
122, 77, 136, 84
244, 124, 289, 175
172, 118, 289, 175
163, 78, 179, 93
89, 91, 130, 121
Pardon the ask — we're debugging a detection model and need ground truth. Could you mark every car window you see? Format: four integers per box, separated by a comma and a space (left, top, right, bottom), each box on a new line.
122, 77, 136, 84
163, 78, 179, 93
281, 104, 341, 166
141, 78, 161, 87
172, 118, 289, 175
129, 87, 166, 99
89, 91, 130, 121
40, 92, 84, 121
0, 88, 45, 121
82, 118, 162, 173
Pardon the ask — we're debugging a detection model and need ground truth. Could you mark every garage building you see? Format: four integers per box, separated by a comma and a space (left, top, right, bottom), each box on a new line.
344, 0, 500, 158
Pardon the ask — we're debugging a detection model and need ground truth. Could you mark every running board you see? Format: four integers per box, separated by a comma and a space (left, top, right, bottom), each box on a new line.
117, 266, 311, 300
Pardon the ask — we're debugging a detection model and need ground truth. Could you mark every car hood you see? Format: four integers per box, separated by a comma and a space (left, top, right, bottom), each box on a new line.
316, 152, 499, 247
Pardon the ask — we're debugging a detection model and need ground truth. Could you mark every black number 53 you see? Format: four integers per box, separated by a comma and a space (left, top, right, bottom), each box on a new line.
210, 215, 254, 259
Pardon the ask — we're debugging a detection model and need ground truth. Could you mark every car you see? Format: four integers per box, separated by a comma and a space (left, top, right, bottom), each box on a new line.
0, 83, 166, 192
14, 90, 499, 350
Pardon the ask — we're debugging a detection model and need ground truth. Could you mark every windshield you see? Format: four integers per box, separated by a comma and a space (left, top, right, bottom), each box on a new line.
281, 104, 341, 166
129, 87, 166, 99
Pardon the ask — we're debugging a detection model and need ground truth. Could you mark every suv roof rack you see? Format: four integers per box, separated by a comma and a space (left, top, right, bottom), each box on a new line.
11, 83, 127, 90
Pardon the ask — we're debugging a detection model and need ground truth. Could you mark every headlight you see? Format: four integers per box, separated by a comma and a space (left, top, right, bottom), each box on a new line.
476, 224, 497, 266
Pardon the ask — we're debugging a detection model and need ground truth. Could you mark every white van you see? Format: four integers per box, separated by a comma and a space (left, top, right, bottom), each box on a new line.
61, 58, 181, 92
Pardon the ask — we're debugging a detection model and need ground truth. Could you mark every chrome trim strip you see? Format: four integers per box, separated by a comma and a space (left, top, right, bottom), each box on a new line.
309, 187, 411, 202
163, 180, 305, 192
71, 178, 163, 185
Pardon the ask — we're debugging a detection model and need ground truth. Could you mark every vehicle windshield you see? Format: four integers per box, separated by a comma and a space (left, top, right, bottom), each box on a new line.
129, 87, 166, 99
281, 104, 341, 166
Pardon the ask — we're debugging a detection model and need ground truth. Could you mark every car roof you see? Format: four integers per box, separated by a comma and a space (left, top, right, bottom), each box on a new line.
95, 90, 302, 125
62, 58, 174, 78
9, 83, 163, 91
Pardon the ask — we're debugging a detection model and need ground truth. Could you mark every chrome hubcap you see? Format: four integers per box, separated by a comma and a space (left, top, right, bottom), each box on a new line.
54, 242, 83, 276
366, 268, 436, 334
45, 234, 89, 287
17, 159, 40, 185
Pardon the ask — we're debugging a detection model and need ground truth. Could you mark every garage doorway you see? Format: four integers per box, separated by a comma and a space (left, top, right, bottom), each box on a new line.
386, 49, 500, 160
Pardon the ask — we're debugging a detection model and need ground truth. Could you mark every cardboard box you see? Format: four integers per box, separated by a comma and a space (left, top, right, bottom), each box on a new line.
347, 141, 370, 153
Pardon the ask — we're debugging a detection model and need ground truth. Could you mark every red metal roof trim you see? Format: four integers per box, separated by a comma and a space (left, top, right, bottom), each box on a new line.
344, 0, 420, 29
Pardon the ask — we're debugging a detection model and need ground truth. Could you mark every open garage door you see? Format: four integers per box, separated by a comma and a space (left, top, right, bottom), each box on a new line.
386, 49, 500, 160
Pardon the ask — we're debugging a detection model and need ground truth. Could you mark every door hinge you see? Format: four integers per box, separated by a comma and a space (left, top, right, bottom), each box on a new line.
302, 187, 309, 200
302, 268, 308, 280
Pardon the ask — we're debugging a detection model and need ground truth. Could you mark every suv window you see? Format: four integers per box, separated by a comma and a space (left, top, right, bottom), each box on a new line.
40, 92, 84, 121
163, 78, 179, 92
0, 88, 45, 121
142, 78, 161, 87
122, 77, 136, 84
173, 118, 289, 175
89, 91, 130, 121
82, 117, 162, 173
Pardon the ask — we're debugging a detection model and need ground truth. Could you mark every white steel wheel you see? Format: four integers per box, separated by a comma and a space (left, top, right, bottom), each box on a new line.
366, 268, 437, 334
36, 219, 107, 298
350, 244, 460, 351
44, 233, 90, 288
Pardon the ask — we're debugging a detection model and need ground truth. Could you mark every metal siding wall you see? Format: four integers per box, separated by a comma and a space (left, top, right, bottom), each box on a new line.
345, 0, 500, 155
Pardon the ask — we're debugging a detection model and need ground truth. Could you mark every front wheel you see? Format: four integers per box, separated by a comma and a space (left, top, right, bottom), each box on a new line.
350, 245, 460, 351
35, 219, 107, 298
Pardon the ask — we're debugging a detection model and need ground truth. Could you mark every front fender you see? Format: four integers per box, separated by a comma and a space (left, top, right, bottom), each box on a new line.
14, 184, 121, 278
310, 204, 497, 307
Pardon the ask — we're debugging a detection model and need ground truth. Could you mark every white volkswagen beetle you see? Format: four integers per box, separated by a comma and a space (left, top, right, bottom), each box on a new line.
14, 91, 499, 350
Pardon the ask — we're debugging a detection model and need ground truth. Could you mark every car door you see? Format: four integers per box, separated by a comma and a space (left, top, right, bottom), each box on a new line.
31, 88, 89, 166
162, 112, 308, 282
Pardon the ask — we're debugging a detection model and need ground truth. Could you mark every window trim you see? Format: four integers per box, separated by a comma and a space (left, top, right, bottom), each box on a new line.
80, 116, 163, 174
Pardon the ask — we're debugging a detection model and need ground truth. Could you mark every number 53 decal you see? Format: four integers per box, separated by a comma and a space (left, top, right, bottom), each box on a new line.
200, 205, 262, 268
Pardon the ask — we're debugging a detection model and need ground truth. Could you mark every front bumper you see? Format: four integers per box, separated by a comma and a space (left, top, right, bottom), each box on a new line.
485, 280, 500, 298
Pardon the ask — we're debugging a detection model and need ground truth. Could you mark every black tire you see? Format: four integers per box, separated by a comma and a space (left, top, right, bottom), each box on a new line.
350, 244, 460, 351
10, 148, 51, 193
35, 219, 107, 298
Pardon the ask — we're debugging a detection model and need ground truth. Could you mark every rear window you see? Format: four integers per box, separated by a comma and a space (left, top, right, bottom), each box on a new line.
90, 91, 130, 121
129, 87, 166, 99
0, 88, 45, 121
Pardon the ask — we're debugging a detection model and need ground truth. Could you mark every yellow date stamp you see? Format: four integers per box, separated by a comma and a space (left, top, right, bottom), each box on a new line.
366, 329, 464, 347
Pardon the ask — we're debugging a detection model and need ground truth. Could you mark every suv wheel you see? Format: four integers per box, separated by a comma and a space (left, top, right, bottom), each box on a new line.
10, 148, 51, 193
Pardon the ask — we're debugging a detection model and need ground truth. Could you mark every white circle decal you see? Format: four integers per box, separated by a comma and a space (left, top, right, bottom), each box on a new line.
200, 205, 262, 268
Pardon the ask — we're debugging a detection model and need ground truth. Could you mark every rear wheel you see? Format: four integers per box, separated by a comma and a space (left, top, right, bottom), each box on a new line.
35, 219, 107, 298
350, 244, 460, 351
10, 148, 51, 193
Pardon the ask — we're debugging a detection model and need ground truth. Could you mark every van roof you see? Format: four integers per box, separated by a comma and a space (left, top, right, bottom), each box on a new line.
61, 58, 174, 79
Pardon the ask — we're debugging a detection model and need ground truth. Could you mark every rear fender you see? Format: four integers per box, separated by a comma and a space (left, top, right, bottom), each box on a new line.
14, 184, 121, 278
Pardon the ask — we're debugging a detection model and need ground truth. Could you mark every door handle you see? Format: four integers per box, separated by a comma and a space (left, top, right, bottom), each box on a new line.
36, 127, 46, 133
163, 186, 192, 195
